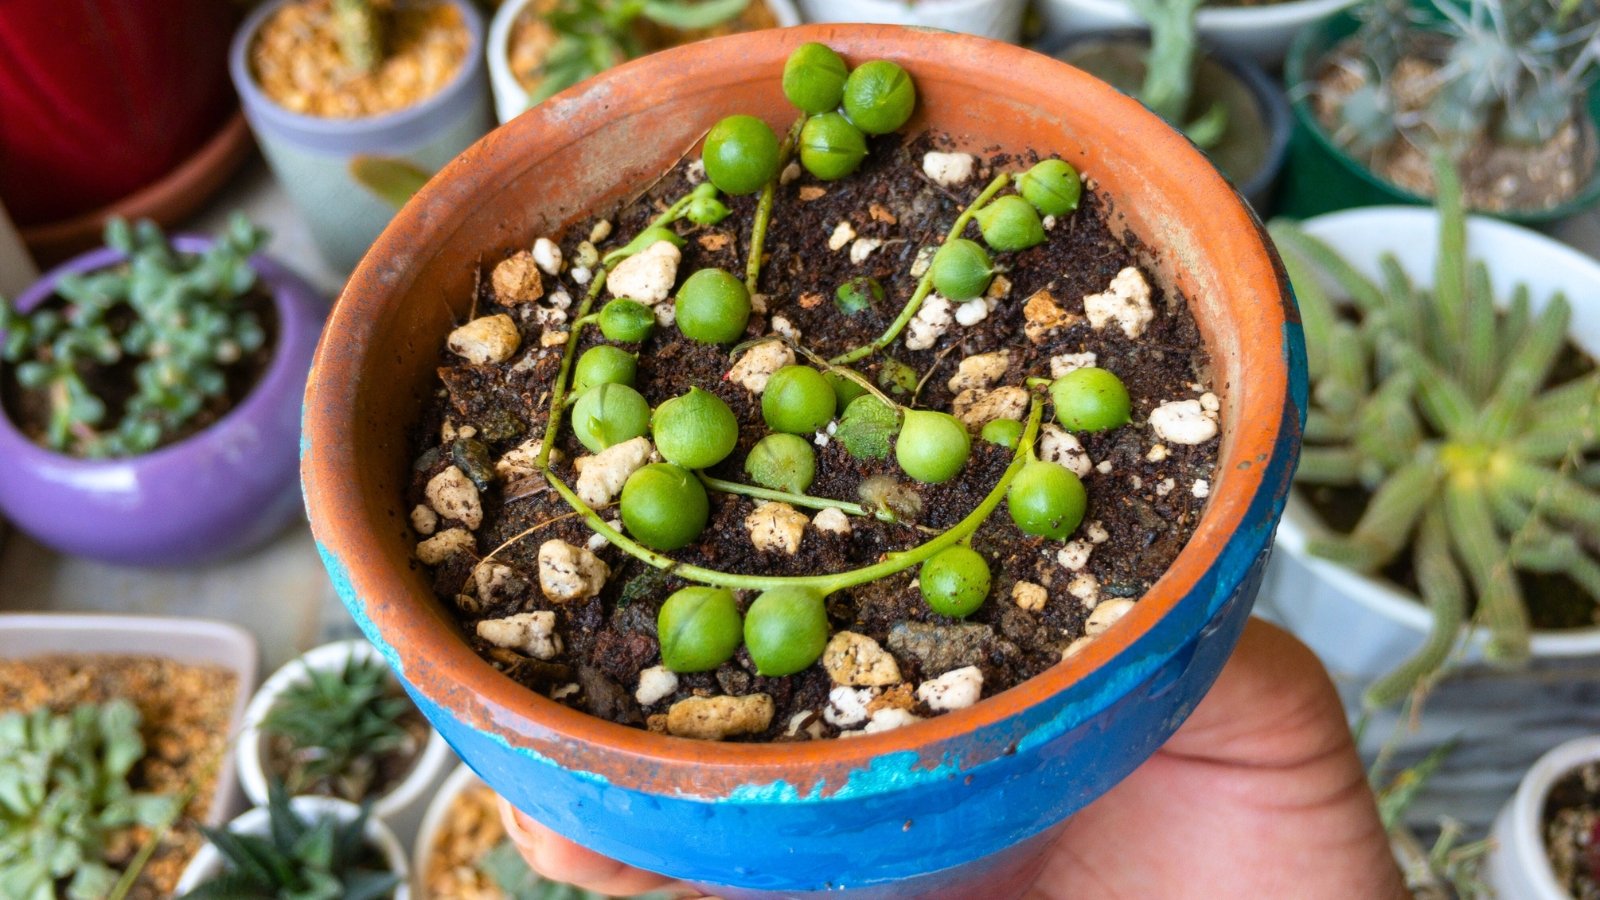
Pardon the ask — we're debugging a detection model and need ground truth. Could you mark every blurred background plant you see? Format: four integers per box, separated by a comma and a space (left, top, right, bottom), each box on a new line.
0, 216, 269, 459
259, 655, 419, 803
1272, 156, 1600, 709
0, 701, 180, 900
1127, 0, 1229, 147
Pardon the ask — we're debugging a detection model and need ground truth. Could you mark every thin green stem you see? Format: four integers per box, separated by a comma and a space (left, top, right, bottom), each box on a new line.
746, 117, 805, 295
545, 399, 1044, 594
698, 473, 886, 521
830, 173, 1011, 366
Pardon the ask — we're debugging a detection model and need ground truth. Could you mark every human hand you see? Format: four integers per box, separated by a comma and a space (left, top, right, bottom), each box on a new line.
497, 618, 1407, 899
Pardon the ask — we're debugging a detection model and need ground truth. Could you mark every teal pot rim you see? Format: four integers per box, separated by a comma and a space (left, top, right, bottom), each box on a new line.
1038, 28, 1292, 211
229, 0, 487, 155
1283, 7, 1600, 224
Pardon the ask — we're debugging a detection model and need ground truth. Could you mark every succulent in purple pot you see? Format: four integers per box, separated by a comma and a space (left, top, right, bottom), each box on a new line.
0, 216, 325, 566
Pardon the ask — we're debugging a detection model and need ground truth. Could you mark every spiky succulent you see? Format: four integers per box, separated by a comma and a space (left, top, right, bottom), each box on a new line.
0, 215, 268, 458
0, 701, 180, 900
1271, 157, 1600, 708
1333, 0, 1600, 162
260, 655, 418, 803
1126, 0, 1228, 148
183, 781, 400, 900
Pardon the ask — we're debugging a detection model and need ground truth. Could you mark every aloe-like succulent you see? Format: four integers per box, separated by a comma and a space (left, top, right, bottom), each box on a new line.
1126, 0, 1228, 148
1271, 158, 1600, 707
0, 215, 268, 459
0, 701, 180, 900
1332, 0, 1600, 161
260, 654, 418, 803
183, 782, 400, 900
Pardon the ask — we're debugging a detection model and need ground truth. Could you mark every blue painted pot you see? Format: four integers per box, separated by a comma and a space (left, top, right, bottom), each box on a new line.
302, 26, 1306, 899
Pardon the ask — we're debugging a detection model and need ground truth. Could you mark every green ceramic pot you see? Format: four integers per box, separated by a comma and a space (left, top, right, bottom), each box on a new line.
1279, 8, 1600, 224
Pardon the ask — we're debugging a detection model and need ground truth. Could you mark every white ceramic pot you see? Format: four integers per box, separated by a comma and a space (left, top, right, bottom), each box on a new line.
411, 762, 483, 895
0, 198, 37, 296
797, 0, 1025, 41
175, 795, 413, 897
236, 639, 454, 848
1483, 735, 1600, 899
1033, 0, 1361, 69
488, 0, 802, 123
0, 613, 257, 825
1260, 207, 1600, 680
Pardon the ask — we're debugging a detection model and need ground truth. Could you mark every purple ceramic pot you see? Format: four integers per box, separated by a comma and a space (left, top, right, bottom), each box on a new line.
0, 237, 326, 566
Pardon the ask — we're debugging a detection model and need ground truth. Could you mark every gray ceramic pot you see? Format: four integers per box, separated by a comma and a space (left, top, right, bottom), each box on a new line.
229, 0, 492, 273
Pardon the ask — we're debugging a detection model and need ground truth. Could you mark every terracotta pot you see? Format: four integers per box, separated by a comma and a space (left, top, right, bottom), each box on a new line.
302, 25, 1304, 898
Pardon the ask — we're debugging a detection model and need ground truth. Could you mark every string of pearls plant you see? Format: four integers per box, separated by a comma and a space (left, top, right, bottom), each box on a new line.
523, 41, 1134, 676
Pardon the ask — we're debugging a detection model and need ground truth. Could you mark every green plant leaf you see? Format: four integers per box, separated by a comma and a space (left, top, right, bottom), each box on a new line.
348, 156, 433, 210
640, 0, 749, 30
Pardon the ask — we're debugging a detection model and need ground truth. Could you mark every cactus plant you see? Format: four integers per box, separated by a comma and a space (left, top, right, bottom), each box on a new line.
0, 701, 180, 900
1126, 0, 1229, 148
259, 655, 420, 803
182, 782, 400, 899
334, 0, 390, 73
1271, 157, 1600, 708
0, 216, 269, 459
1328, 0, 1600, 190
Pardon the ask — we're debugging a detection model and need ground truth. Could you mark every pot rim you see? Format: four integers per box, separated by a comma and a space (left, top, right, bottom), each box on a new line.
0, 235, 322, 472
1276, 205, 1600, 656
236, 638, 455, 820
229, 0, 486, 141
303, 25, 1297, 794
1283, 8, 1600, 224
1503, 735, 1600, 896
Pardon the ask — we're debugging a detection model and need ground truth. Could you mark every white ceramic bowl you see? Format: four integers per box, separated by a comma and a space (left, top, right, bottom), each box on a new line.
1260, 207, 1600, 679
0, 613, 258, 826
797, 0, 1027, 42
175, 795, 412, 897
489, 0, 801, 123
236, 638, 455, 847
1033, 0, 1361, 69
1483, 735, 1600, 900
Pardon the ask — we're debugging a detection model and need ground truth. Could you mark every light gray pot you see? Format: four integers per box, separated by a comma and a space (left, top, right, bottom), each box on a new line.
229, 0, 492, 273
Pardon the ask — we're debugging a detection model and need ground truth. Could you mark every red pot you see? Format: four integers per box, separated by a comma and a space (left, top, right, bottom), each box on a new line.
0, 0, 238, 227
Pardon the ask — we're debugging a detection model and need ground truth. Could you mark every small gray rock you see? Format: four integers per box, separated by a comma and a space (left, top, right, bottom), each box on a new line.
887, 621, 1017, 678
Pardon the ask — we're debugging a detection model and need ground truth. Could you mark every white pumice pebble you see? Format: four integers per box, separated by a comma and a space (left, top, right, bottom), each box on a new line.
922, 150, 975, 186
415, 528, 474, 564
547, 290, 572, 310
746, 502, 808, 555
1039, 424, 1093, 477
635, 666, 679, 706
954, 297, 990, 326
786, 710, 825, 739
1200, 391, 1221, 413
828, 221, 857, 251
986, 274, 1012, 299
728, 340, 794, 393
570, 266, 592, 285
1150, 399, 1220, 445
496, 438, 560, 481
606, 240, 680, 304
1013, 581, 1048, 612
1086, 599, 1135, 636
533, 237, 563, 275
477, 612, 561, 660
750, 292, 769, 313
441, 419, 458, 443
540, 330, 569, 347
537, 539, 610, 603
586, 531, 607, 552
686, 159, 706, 184
812, 507, 852, 536
1043, 214, 1058, 230
574, 437, 652, 507
910, 245, 936, 278
780, 161, 802, 185
551, 683, 580, 700
1023, 289, 1078, 344
1095, 460, 1113, 475
491, 251, 544, 305
825, 686, 875, 728
589, 220, 612, 243
853, 707, 923, 736
447, 314, 521, 365
1061, 636, 1094, 660
1146, 444, 1170, 463
1193, 479, 1211, 499
1067, 573, 1100, 608
772, 316, 801, 341
410, 504, 438, 536
1155, 477, 1176, 496
1049, 352, 1098, 378
426, 466, 482, 529
473, 561, 519, 604
916, 666, 983, 712
953, 386, 1028, 430
666, 694, 774, 741
653, 303, 676, 327
814, 431, 830, 448
905, 294, 953, 350
1130, 475, 1144, 490
1086, 520, 1110, 544
1057, 541, 1093, 571
850, 237, 884, 264
1083, 266, 1154, 339
823, 632, 903, 687
947, 350, 1011, 393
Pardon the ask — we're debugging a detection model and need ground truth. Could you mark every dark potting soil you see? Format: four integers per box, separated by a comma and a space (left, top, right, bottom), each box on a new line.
1544, 761, 1600, 899
408, 132, 1220, 740
1, 285, 278, 458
